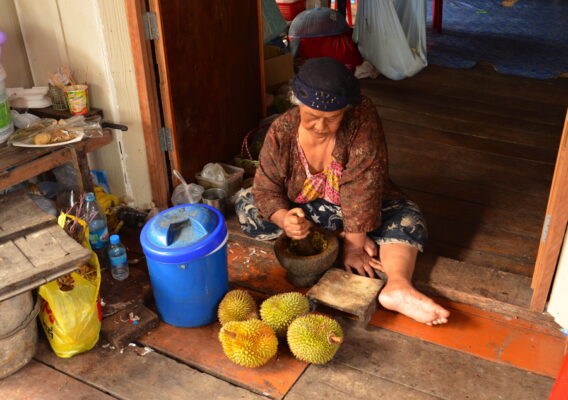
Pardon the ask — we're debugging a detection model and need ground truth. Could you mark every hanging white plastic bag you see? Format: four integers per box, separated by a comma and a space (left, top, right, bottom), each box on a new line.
353, 0, 427, 80
171, 170, 204, 205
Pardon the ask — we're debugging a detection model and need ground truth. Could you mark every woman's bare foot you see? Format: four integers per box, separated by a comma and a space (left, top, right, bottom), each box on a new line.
378, 279, 450, 325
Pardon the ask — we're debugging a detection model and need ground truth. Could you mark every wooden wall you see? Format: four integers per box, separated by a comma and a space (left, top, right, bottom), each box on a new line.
11, 0, 154, 208
0, 0, 32, 87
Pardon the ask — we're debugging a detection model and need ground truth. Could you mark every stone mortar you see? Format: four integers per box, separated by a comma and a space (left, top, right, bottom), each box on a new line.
273, 229, 339, 288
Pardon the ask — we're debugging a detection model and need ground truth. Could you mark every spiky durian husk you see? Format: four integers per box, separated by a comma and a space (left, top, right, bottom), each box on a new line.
218, 320, 278, 368
218, 289, 258, 325
287, 314, 343, 364
260, 292, 310, 337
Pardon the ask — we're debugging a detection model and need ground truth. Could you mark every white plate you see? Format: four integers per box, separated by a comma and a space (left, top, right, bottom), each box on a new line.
12, 132, 84, 148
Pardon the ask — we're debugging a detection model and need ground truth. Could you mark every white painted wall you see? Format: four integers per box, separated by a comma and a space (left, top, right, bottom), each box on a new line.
547, 229, 568, 329
0, 0, 32, 87
12, 0, 153, 208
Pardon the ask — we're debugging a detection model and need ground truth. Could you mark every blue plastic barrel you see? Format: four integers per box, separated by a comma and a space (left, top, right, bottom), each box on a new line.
140, 204, 228, 327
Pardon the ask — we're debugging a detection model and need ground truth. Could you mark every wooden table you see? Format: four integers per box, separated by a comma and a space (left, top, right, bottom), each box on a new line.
0, 191, 92, 302
0, 129, 112, 193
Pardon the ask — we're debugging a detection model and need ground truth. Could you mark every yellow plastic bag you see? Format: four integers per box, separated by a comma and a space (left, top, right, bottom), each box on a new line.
38, 214, 102, 358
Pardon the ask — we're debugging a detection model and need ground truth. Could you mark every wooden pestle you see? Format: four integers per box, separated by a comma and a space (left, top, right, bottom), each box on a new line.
290, 210, 319, 256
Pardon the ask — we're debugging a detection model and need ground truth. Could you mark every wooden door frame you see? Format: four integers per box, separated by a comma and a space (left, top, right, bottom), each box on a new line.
126, 0, 567, 313
125, 0, 169, 208
531, 110, 568, 312
126, 0, 265, 195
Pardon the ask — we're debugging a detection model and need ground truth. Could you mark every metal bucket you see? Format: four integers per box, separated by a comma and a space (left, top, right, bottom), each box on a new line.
0, 291, 40, 379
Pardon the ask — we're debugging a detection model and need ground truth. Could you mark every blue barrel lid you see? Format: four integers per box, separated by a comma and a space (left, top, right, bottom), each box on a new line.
140, 204, 227, 264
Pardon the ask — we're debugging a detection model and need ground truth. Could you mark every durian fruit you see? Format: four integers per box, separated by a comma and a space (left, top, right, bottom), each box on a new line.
218, 289, 258, 325
260, 292, 310, 337
218, 319, 278, 368
287, 314, 343, 364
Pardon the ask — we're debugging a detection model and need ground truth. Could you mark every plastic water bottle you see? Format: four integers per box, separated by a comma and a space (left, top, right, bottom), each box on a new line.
0, 32, 14, 144
108, 234, 129, 281
84, 192, 109, 250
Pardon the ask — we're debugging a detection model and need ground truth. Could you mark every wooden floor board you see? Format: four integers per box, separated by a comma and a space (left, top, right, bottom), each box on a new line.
380, 106, 560, 149
334, 318, 555, 399
391, 167, 547, 216
363, 81, 565, 128
405, 189, 543, 239
389, 149, 551, 199
426, 241, 535, 277
34, 340, 264, 400
286, 362, 439, 400
382, 119, 557, 164
426, 214, 538, 259
368, 86, 561, 138
0, 360, 116, 400
363, 66, 566, 275
138, 322, 308, 399
388, 135, 554, 186
395, 65, 568, 107
363, 78, 566, 125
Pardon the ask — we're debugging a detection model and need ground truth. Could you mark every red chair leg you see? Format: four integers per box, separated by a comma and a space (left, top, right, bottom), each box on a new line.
347, 0, 353, 26
550, 351, 568, 400
432, 0, 443, 33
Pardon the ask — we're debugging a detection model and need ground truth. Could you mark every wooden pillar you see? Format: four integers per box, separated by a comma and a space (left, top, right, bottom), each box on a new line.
531, 112, 568, 311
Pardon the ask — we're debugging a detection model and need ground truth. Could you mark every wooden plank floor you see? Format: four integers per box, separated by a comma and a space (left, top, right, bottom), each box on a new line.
362, 64, 568, 277
2, 65, 566, 400
286, 318, 554, 400
2, 316, 554, 400
0, 238, 560, 400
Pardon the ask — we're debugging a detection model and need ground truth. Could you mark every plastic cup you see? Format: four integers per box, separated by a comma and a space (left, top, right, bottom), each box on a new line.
64, 84, 89, 115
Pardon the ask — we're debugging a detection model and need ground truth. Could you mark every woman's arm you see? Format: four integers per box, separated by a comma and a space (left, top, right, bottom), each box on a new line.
339, 101, 387, 276
340, 103, 386, 234
252, 120, 291, 219
271, 208, 312, 240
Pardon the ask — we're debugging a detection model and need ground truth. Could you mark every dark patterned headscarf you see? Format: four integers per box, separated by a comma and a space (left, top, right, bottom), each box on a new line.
291, 57, 361, 111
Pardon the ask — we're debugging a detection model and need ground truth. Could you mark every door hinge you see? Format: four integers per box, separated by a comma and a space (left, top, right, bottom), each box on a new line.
540, 213, 552, 243
158, 127, 173, 152
143, 12, 159, 41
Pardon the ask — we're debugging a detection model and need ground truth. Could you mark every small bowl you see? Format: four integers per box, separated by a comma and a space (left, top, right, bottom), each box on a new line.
273, 229, 339, 288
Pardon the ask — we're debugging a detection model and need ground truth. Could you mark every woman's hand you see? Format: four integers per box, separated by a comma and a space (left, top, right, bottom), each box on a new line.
342, 233, 382, 278
271, 208, 311, 240
343, 246, 382, 277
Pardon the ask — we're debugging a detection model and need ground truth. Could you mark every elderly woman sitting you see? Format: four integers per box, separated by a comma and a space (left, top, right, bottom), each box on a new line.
235, 57, 449, 325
